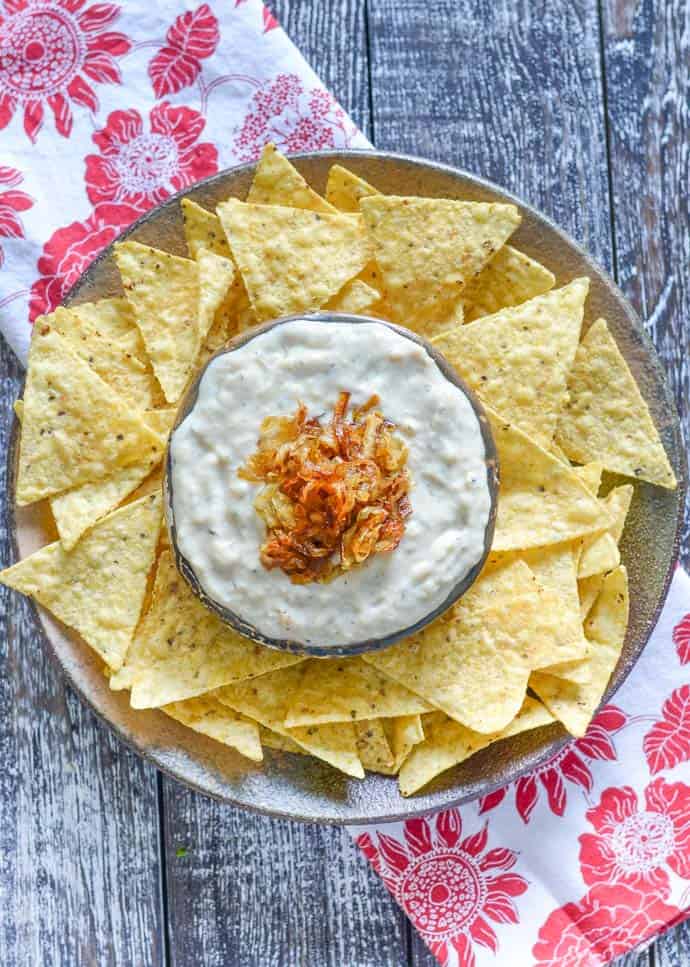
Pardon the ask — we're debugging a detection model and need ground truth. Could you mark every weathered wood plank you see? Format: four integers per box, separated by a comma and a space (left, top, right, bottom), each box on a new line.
0, 336, 165, 967
162, 3, 408, 966
601, 0, 690, 566
364, 1, 649, 963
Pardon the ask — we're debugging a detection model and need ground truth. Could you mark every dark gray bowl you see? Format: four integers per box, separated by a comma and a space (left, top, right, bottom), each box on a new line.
164, 312, 499, 657
8, 150, 687, 823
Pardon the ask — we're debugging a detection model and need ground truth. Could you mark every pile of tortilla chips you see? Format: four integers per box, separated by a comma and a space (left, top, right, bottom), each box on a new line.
2, 145, 677, 797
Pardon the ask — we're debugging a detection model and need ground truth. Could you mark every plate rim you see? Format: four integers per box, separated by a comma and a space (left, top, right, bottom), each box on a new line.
7, 148, 687, 824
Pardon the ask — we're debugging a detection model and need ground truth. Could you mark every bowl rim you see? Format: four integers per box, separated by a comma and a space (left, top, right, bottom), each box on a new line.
164, 311, 499, 657
6, 148, 687, 824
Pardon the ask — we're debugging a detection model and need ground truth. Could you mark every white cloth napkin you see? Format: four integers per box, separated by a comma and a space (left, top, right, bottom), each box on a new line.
0, 0, 368, 362
350, 568, 690, 967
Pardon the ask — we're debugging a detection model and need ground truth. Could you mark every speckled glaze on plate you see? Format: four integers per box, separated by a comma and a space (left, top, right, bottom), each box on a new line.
8, 151, 687, 824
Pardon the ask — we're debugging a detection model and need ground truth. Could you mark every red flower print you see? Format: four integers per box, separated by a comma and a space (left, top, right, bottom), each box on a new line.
29, 201, 137, 320
232, 73, 357, 162
0, 165, 33, 267
479, 705, 628, 823
85, 102, 218, 213
533, 883, 682, 966
262, 4, 278, 33
0, 0, 131, 142
579, 779, 690, 896
673, 613, 690, 664
356, 810, 528, 967
644, 685, 690, 775
148, 3, 219, 99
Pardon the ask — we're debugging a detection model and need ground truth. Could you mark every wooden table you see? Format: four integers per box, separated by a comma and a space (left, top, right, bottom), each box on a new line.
1, 1, 688, 964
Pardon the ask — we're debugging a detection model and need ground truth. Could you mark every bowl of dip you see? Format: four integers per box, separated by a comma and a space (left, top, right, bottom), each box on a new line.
165, 313, 498, 656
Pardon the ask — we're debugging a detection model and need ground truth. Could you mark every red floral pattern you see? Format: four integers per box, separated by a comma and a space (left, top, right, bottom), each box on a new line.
673, 613, 690, 665
579, 779, 690, 895
0, 0, 131, 142
479, 705, 628, 823
0, 165, 33, 267
148, 3, 219, 98
29, 201, 137, 319
533, 884, 683, 966
357, 811, 528, 967
232, 72, 355, 162
84, 102, 218, 213
262, 4, 278, 32
644, 685, 690, 776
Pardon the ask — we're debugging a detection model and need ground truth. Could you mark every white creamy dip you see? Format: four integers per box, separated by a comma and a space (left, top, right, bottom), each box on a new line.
169, 319, 492, 647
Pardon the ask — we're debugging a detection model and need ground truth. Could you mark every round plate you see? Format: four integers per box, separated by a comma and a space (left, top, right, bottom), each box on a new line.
9, 151, 687, 824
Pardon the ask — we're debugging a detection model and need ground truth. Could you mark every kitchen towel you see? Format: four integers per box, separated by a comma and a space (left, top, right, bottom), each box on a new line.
0, 0, 367, 362
1, 4, 688, 966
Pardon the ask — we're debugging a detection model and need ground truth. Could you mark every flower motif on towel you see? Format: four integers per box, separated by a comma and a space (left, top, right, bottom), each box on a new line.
0, 0, 131, 142
357, 810, 528, 967
0, 165, 33, 267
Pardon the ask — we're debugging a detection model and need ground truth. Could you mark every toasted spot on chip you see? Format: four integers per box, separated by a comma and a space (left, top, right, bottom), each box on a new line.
433, 279, 589, 445
115, 241, 200, 404
113, 550, 302, 707
355, 719, 395, 771
326, 164, 380, 212
16, 327, 164, 505
215, 665, 364, 778
556, 318, 676, 489
181, 197, 231, 259
284, 656, 431, 727
359, 195, 520, 336
461, 245, 556, 322
399, 696, 554, 796
0, 493, 162, 670
163, 695, 263, 762
247, 143, 336, 212
486, 406, 613, 551
530, 565, 628, 736
217, 199, 374, 323
50, 409, 175, 549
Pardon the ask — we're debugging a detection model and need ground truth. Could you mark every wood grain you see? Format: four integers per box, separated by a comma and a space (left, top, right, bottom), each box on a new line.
0, 337, 165, 967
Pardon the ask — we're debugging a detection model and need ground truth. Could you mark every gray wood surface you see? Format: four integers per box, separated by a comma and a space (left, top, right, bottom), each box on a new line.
0, 0, 687, 964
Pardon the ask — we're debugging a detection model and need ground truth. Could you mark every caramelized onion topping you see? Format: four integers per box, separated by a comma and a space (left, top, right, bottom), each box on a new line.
239, 392, 412, 583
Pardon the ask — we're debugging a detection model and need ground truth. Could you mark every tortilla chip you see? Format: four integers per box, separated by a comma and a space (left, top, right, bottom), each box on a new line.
556, 318, 676, 488
247, 143, 335, 212
433, 279, 588, 444
577, 483, 634, 579
181, 197, 232, 259
47, 307, 157, 411
259, 725, 305, 754
13, 399, 22, 422
197, 247, 236, 342
399, 696, 554, 796
380, 714, 425, 774
355, 719, 395, 771
215, 665, 364, 778
325, 164, 379, 212
163, 695, 263, 762
112, 550, 302, 707
579, 574, 605, 619
50, 408, 175, 549
461, 245, 556, 322
69, 297, 149, 361
325, 279, 381, 315
460, 557, 539, 613
0, 492, 161, 670
487, 407, 613, 551
574, 462, 603, 495
216, 199, 374, 322
115, 241, 200, 403
359, 195, 520, 336
16, 327, 164, 505
530, 566, 628, 736
284, 656, 430, 727
365, 583, 582, 734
